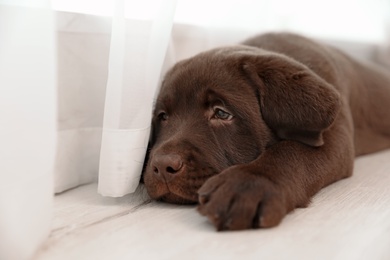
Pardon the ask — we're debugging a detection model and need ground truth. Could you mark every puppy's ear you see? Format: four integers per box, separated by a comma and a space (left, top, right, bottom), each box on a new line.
243, 54, 341, 147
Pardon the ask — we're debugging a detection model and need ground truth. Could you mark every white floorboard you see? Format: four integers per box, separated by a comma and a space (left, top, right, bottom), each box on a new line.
36, 150, 390, 260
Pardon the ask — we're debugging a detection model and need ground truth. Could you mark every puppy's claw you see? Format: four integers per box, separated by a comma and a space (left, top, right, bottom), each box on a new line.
257, 201, 286, 228
198, 207, 226, 231
198, 193, 210, 205
222, 217, 233, 231
210, 213, 226, 231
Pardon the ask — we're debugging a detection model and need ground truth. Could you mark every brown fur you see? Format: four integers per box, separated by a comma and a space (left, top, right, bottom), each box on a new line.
143, 33, 390, 231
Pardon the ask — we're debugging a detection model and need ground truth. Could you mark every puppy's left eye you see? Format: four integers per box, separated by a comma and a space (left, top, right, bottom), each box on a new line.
214, 107, 233, 120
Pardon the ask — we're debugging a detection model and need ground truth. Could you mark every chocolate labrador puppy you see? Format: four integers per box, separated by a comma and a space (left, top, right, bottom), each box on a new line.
143, 32, 390, 231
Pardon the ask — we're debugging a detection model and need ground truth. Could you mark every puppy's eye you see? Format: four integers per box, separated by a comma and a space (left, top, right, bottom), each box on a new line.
214, 107, 233, 120
158, 112, 168, 121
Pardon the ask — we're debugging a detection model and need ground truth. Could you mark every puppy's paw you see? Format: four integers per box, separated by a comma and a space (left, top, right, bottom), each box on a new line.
197, 166, 287, 231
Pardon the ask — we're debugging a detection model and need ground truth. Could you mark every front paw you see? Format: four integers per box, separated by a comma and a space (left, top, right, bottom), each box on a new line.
197, 166, 287, 231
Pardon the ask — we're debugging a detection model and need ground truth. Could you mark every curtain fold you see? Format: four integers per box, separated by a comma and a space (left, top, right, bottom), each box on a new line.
54, 12, 111, 193
98, 0, 177, 197
0, 3, 56, 260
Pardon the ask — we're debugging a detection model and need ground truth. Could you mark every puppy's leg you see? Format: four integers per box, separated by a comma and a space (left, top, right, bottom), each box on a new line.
198, 122, 354, 231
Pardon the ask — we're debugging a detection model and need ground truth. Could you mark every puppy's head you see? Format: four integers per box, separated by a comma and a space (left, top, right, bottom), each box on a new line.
143, 46, 340, 204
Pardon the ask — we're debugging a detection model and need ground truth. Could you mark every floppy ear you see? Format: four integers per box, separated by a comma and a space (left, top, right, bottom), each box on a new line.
243, 54, 341, 147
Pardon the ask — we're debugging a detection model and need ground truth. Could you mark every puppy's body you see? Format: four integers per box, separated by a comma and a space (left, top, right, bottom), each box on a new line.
144, 33, 390, 231
244, 33, 390, 155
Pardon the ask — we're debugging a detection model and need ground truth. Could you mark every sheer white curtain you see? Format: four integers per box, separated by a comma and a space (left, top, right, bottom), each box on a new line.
0, 2, 56, 260
98, 0, 177, 196
1, 0, 177, 258
53, 0, 177, 196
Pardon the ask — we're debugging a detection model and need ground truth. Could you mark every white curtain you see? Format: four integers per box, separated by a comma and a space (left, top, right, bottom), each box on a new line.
98, 0, 177, 196
54, 0, 177, 196
0, 2, 56, 260
1, 0, 177, 259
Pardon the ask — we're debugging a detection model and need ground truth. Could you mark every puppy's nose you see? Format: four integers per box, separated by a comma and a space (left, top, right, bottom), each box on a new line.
152, 153, 183, 181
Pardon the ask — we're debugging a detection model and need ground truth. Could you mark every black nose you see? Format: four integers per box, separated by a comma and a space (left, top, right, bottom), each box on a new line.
152, 153, 184, 181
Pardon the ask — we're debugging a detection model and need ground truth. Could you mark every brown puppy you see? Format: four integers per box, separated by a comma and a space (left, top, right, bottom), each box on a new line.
143, 33, 390, 231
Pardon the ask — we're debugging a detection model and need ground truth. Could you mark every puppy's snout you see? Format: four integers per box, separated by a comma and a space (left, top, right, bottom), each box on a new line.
152, 153, 183, 181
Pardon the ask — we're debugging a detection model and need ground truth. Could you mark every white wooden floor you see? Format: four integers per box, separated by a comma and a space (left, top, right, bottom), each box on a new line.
36, 150, 390, 260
